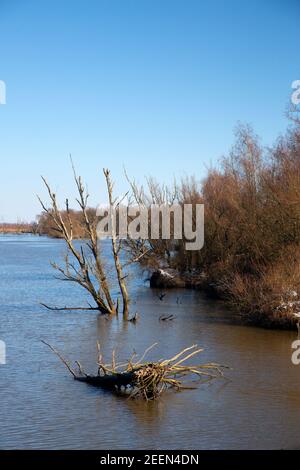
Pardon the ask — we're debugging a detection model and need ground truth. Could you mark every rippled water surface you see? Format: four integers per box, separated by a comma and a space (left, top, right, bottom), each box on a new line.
0, 234, 300, 449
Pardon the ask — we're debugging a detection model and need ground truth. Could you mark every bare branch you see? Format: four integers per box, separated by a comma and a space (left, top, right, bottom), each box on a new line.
41, 340, 77, 377
40, 303, 100, 311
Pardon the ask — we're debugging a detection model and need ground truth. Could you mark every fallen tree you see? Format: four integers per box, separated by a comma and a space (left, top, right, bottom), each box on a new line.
42, 340, 227, 400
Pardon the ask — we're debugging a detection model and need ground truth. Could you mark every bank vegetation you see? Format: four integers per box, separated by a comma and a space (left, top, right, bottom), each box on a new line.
136, 118, 300, 328
37, 114, 300, 328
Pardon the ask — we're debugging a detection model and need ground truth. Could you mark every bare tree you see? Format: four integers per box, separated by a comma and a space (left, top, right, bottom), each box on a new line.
103, 169, 130, 318
38, 167, 128, 315
124, 173, 179, 269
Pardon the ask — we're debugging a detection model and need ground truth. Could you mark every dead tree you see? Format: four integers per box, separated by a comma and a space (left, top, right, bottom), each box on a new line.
124, 173, 179, 269
39, 165, 156, 317
101, 169, 150, 317
103, 169, 130, 318
38, 167, 126, 315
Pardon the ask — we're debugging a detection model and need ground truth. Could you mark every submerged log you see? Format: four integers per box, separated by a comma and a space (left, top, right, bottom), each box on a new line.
42, 340, 227, 400
74, 370, 139, 390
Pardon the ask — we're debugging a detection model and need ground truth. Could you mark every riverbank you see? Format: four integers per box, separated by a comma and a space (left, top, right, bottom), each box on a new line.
129, 123, 300, 332
149, 268, 299, 330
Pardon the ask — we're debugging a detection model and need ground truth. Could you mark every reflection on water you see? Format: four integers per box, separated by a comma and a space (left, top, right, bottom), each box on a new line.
0, 234, 300, 449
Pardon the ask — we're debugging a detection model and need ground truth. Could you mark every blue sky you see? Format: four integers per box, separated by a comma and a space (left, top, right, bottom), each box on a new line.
0, 0, 299, 222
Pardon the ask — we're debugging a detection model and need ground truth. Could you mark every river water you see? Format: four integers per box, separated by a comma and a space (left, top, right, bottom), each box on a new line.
0, 234, 299, 449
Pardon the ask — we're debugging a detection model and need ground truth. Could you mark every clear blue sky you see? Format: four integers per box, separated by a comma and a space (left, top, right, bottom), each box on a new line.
0, 0, 299, 222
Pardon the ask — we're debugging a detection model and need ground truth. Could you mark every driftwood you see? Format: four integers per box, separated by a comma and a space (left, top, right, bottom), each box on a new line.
159, 314, 175, 321
75, 371, 140, 389
42, 340, 143, 390
42, 340, 228, 400
40, 304, 100, 312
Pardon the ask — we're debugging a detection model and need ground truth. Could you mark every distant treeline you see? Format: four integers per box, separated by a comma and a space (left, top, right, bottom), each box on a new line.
0, 222, 37, 234
36, 208, 97, 238
1, 211, 97, 237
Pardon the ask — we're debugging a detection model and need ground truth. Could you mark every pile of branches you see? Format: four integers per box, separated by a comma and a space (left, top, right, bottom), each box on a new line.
42, 341, 227, 400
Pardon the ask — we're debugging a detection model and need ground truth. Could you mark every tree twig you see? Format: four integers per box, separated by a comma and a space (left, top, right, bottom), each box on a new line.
41, 340, 77, 377
40, 303, 100, 311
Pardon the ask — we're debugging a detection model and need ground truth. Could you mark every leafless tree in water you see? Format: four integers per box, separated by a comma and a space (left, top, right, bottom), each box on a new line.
38, 165, 139, 317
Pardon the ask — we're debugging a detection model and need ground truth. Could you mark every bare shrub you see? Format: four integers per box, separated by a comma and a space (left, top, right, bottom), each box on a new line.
131, 120, 300, 328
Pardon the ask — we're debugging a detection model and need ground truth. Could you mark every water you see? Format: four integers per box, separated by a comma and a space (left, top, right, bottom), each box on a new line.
0, 234, 300, 449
